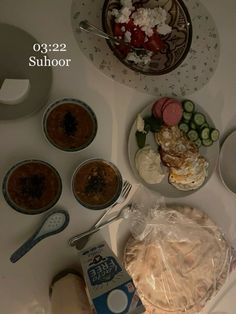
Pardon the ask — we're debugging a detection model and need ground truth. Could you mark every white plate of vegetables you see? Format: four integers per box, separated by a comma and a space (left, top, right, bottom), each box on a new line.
128, 98, 220, 198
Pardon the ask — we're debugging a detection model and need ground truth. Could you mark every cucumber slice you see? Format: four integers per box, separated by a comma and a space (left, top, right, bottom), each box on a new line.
200, 122, 209, 130
201, 127, 210, 140
187, 130, 199, 141
183, 119, 191, 124
183, 100, 195, 113
194, 138, 202, 148
202, 138, 213, 147
193, 113, 206, 126
136, 131, 146, 148
190, 121, 197, 130
179, 123, 189, 133
211, 129, 220, 142
183, 111, 192, 121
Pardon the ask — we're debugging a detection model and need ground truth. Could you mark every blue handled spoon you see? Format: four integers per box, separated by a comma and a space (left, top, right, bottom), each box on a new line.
10, 209, 70, 263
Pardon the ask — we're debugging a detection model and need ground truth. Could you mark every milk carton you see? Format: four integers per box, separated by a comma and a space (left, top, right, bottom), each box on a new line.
78, 240, 145, 314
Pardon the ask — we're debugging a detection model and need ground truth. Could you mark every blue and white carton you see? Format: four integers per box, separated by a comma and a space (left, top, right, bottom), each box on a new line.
79, 240, 145, 314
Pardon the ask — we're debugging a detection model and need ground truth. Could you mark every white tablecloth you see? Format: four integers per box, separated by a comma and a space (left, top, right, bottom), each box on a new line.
0, 0, 236, 313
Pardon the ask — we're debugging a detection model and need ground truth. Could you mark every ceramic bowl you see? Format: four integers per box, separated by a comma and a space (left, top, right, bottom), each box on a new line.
43, 98, 97, 152
102, 0, 192, 75
219, 130, 236, 195
72, 158, 123, 210
2, 160, 62, 214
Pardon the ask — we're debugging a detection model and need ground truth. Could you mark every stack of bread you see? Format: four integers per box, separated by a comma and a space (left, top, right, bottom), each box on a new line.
124, 205, 230, 314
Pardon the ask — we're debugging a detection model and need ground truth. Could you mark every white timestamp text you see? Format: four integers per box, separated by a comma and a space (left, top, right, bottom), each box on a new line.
29, 56, 72, 67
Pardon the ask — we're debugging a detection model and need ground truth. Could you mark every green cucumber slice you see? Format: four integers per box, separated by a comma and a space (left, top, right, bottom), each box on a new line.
190, 121, 197, 130
200, 122, 209, 130
211, 129, 220, 142
179, 123, 189, 133
183, 112, 192, 121
202, 138, 213, 147
193, 113, 206, 126
187, 130, 199, 141
194, 138, 202, 148
201, 127, 210, 140
183, 100, 195, 113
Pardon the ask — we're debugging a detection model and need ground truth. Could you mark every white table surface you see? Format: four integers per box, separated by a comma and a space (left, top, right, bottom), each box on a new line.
0, 0, 236, 313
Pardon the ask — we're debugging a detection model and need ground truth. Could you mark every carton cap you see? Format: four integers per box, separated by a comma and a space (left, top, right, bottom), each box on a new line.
107, 289, 128, 313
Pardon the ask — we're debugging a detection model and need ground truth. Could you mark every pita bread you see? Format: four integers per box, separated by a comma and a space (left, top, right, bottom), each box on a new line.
124, 206, 230, 314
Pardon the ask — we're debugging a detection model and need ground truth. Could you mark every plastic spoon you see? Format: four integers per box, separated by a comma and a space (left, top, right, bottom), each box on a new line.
10, 209, 70, 263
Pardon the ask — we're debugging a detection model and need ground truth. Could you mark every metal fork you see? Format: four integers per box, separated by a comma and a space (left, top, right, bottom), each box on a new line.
93, 180, 132, 227
69, 204, 132, 247
68, 180, 132, 248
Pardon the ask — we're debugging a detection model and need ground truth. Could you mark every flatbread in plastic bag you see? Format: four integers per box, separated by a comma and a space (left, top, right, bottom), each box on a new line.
124, 190, 231, 314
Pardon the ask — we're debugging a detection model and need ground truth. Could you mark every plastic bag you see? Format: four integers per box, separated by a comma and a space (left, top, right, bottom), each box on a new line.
124, 186, 233, 314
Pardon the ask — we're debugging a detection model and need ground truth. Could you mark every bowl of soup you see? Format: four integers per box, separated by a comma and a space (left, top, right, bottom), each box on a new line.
43, 98, 97, 152
2, 160, 62, 214
72, 158, 123, 210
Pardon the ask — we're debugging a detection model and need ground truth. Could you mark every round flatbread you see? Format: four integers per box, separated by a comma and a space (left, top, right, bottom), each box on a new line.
124, 206, 230, 314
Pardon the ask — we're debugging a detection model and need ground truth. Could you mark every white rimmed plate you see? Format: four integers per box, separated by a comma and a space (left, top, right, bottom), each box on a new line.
219, 130, 236, 195
0, 23, 52, 120
128, 101, 220, 198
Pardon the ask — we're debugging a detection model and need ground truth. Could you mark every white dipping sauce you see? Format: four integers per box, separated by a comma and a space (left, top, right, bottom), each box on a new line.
135, 145, 165, 184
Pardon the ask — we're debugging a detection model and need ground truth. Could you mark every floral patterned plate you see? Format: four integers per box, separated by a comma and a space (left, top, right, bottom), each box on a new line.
102, 0, 192, 75
71, 0, 220, 97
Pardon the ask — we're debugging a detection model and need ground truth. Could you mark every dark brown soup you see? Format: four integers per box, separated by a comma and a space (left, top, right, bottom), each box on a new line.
5, 161, 61, 211
73, 161, 120, 208
45, 103, 96, 150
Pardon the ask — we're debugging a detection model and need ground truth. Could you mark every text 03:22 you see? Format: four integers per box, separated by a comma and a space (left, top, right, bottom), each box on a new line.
29, 43, 71, 67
